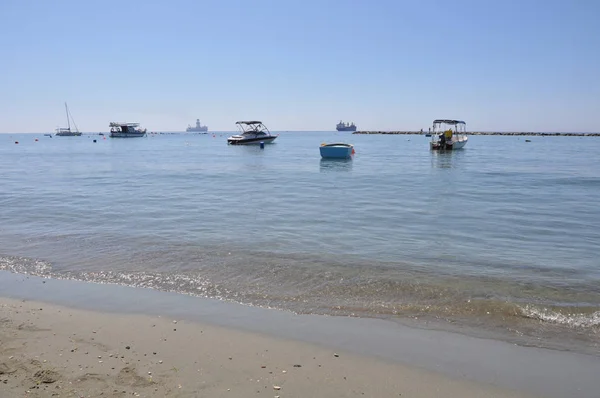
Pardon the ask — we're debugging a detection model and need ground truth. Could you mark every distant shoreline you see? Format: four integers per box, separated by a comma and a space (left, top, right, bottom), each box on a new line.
353, 131, 600, 136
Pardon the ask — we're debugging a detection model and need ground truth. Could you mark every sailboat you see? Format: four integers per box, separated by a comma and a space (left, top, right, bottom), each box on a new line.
55, 102, 82, 136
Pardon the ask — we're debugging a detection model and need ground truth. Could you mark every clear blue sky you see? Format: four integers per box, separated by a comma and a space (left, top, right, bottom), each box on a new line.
1, 0, 598, 133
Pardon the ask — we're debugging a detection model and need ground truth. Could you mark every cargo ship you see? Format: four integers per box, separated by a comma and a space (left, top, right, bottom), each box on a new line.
336, 120, 357, 132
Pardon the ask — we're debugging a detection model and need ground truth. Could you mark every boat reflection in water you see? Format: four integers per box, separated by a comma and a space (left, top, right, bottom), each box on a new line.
430, 148, 465, 169
319, 158, 353, 173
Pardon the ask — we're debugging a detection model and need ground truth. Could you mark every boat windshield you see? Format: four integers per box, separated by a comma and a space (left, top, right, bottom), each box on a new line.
109, 122, 144, 133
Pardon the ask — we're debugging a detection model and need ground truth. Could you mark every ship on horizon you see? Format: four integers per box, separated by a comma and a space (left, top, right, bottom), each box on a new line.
186, 119, 208, 133
336, 120, 357, 132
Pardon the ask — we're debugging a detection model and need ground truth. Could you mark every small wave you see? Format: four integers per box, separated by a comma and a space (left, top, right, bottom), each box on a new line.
3, 254, 600, 333
519, 305, 600, 328
0, 255, 53, 275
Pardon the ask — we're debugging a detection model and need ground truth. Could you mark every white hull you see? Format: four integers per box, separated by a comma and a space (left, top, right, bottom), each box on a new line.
430, 136, 468, 150
110, 132, 146, 138
452, 137, 468, 149
227, 135, 277, 145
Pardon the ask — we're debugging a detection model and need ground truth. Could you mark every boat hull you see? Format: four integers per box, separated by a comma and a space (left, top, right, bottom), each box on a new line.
110, 132, 147, 138
227, 136, 277, 145
452, 138, 468, 149
55, 132, 82, 136
430, 137, 468, 150
336, 126, 357, 132
320, 144, 354, 159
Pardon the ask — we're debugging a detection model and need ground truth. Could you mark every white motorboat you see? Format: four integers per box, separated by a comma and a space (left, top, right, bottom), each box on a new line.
429, 119, 468, 150
109, 122, 147, 138
227, 121, 278, 145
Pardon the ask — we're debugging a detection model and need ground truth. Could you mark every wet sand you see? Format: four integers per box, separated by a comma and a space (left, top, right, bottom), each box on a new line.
2, 272, 600, 398
0, 297, 543, 398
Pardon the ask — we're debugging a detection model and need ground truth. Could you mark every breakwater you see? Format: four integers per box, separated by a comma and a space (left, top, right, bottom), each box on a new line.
353, 131, 600, 136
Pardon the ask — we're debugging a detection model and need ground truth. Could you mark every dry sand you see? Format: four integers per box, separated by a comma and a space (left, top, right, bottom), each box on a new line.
0, 298, 540, 398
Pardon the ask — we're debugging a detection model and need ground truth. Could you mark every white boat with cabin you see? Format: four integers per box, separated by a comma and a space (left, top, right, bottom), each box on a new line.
429, 119, 468, 150
109, 122, 147, 138
227, 121, 278, 145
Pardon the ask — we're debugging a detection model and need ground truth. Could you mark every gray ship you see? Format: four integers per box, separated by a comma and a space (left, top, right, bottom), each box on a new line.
336, 120, 357, 132
186, 119, 208, 133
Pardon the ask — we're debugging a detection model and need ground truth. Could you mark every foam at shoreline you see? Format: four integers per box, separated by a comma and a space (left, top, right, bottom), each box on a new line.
1, 270, 599, 398
1, 253, 598, 356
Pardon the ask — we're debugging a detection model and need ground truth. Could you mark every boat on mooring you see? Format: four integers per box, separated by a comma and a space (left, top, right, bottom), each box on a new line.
429, 119, 468, 150
227, 121, 278, 145
320, 143, 355, 159
55, 102, 82, 136
109, 122, 147, 138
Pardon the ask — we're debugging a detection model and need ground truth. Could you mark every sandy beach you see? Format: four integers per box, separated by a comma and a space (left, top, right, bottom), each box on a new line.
0, 297, 542, 398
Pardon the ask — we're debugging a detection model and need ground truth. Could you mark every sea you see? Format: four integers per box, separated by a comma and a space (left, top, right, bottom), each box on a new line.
1, 131, 599, 355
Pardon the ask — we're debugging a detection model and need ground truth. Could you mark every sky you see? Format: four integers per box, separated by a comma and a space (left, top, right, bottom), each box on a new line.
0, 0, 599, 133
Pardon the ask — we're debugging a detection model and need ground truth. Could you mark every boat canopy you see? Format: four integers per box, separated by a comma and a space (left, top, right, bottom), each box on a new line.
433, 119, 466, 125
431, 119, 467, 137
234, 120, 272, 135
110, 122, 140, 127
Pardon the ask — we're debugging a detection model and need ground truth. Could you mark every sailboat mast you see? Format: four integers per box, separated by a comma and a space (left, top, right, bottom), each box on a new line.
65, 102, 71, 130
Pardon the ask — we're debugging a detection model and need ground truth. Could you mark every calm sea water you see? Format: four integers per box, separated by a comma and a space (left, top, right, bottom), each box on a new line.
1, 132, 599, 353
